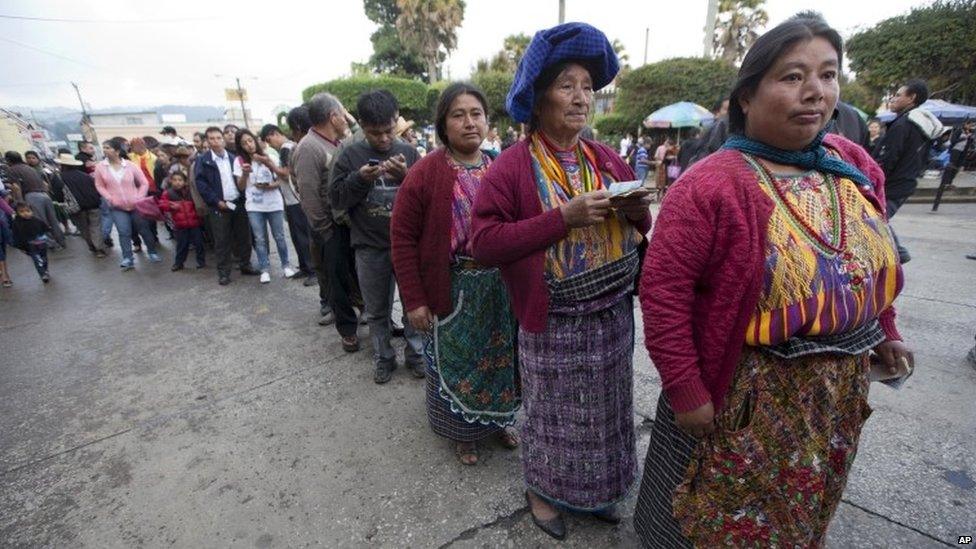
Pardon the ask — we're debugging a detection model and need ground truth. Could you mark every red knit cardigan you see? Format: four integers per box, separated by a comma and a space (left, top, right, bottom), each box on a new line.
390, 148, 467, 317
471, 138, 653, 333
639, 133, 904, 415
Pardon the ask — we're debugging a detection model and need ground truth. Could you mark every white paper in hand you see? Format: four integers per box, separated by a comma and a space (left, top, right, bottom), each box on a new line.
868, 355, 913, 390
607, 180, 644, 197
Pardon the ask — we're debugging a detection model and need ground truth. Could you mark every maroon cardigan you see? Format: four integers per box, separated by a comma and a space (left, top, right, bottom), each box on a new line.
390, 148, 465, 316
639, 133, 904, 415
471, 138, 653, 333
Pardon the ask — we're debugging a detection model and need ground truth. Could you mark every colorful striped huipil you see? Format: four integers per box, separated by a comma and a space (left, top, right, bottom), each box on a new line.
744, 157, 903, 346
529, 135, 639, 279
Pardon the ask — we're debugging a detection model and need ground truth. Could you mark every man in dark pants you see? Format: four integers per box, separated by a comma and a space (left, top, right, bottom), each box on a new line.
331, 90, 423, 384
934, 120, 975, 212
872, 79, 942, 264
260, 123, 315, 286
293, 94, 361, 352
194, 126, 259, 285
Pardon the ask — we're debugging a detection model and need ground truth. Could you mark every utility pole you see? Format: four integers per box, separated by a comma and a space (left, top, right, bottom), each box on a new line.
71, 81, 99, 154
703, 0, 719, 58
216, 75, 256, 129
644, 27, 650, 65
558, 0, 565, 23
235, 77, 249, 129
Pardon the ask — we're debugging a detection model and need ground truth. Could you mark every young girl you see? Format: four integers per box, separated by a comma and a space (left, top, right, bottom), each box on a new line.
232, 129, 296, 283
11, 201, 52, 283
159, 171, 205, 271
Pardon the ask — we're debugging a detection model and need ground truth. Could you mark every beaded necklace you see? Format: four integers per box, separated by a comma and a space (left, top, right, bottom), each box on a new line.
746, 154, 868, 291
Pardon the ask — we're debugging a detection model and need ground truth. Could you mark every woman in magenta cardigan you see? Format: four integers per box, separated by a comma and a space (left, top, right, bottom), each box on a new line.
94, 139, 160, 270
633, 16, 914, 547
471, 23, 653, 540
390, 83, 519, 466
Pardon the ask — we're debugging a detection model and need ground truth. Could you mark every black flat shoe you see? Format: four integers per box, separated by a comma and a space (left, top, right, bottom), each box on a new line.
525, 491, 566, 541
591, 504, 621, 524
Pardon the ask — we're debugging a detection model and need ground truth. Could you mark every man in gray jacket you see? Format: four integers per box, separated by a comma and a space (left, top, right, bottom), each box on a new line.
292, 93, 361, 352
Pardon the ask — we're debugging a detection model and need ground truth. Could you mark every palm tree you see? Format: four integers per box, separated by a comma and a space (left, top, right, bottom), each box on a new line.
395, 0, 466, 83
712, 0, 768, 65
611, 38, 630, 70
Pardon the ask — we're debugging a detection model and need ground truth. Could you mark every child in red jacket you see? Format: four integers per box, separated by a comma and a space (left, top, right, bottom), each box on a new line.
159, 171, 205, 271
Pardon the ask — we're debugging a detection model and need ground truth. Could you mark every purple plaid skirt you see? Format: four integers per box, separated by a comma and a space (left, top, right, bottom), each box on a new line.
518, 290, 637, 511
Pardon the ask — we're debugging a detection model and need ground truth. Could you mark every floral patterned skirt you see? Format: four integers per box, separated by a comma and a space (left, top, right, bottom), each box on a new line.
427, 265, 519, 431
635, 347, 873, 548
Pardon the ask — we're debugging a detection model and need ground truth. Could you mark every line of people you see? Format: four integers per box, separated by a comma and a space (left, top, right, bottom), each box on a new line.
0, 14, 920, 547
399, 16, 910, 545
310, 16, 914, 546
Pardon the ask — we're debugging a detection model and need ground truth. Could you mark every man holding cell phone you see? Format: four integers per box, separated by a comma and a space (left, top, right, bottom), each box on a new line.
331, 90, 422, 384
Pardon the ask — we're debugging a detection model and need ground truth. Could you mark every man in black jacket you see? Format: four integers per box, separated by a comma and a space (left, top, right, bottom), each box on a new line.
935, 120, 975, 212
55, 153, 105, 257
194, 126, 258, 285
330, 90, 422, 384
872, 79, 932, 263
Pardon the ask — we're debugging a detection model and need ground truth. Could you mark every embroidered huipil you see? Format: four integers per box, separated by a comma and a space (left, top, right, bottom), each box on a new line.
449, 156, 492, 259
744, 156, 903, 346
530, 136, 639, 279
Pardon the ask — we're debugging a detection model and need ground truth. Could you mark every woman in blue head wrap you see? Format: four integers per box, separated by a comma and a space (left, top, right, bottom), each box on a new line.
471, 22, 653, 540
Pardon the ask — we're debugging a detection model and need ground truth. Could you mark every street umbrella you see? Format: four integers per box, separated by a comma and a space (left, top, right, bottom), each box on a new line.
643, 101, 715, 128
876, 99, 976, 124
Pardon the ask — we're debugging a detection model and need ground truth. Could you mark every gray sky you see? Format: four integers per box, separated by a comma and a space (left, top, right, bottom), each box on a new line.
0, 0, 929, 122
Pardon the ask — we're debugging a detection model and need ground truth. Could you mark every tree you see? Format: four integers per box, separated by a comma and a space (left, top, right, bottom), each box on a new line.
712, 0, 768, 65
362, 0, 426, 79
302, 75, 431, 123
839, 76, 881, 117
847, 0, 976, 106
471, 71, 514, 120
395, 0, 466, 83
611, 38, 630, 70
475, 33, 530, 73
615, 57, 738, 131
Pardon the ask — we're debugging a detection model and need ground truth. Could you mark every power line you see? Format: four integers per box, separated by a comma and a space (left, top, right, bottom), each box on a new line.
0, 36, 101, 69
0, 13, 217, 24
0, 81, 68, 88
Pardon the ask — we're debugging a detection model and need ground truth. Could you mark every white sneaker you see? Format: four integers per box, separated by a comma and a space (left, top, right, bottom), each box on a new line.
260, 272, 271, 284
283, 266, 298, 278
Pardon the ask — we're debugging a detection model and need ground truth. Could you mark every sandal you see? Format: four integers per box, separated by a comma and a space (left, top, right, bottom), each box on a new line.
456, 442, 479, 466
497, 428, 519, 450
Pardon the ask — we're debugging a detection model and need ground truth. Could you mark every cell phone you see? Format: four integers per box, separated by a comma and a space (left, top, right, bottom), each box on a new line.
367, 159, 381, 167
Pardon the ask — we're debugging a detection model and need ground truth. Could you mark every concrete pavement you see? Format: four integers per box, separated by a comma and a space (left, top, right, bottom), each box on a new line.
1, 202, 974, 547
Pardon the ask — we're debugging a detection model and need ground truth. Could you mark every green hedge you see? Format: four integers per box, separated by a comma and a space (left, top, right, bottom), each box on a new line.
594, 113, 636, 138
615, 57, 737, 130
302, 72, 518, 128
426, 80, 450, 120
471, 71, 514, 120
302, 75, 430, 123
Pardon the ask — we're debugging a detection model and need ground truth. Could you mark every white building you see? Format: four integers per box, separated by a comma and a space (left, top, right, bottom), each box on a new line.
90, 109, 260, 142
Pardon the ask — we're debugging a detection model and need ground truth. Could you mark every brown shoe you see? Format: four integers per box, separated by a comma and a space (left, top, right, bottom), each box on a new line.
341, 335, 360, 353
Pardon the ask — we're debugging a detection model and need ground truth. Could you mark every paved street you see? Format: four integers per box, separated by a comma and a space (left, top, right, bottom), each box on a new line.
1, 202, 974, 548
